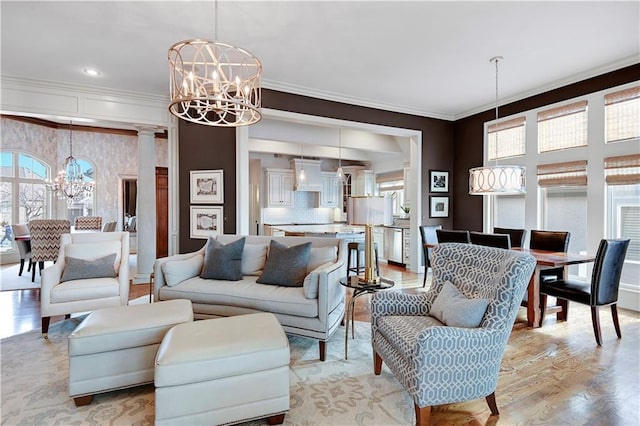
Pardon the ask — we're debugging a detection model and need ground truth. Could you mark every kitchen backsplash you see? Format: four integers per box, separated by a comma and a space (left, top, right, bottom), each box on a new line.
263, 191, 337, 225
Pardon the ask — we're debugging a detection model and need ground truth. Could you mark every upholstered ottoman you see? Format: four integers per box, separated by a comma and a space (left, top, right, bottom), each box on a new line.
68, 299, 193, 406
154, 313, 290, 425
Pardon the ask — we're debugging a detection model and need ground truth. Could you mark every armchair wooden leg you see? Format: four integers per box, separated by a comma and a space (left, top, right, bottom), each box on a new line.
73, 395, 94, 406
414, 404, 431, 426
591, 306, 603, 346
611, 304, 622, 339
41, 317, 50, 339
319, 341, 326, 362
485, 392, 499, 416
266, 413, 285, 425
374, 351, 382, 375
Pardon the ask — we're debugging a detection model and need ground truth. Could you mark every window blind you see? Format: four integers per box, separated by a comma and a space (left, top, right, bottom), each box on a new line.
537, 160, 587, 187
487, 116, 526, 160
604, 154, 640, 185
605, 86, 640, 143
376, 170, 404, 192
538, 101, 588, 153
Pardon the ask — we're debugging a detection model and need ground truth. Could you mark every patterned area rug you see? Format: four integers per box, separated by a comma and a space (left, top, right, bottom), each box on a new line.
1, 316, 414, 425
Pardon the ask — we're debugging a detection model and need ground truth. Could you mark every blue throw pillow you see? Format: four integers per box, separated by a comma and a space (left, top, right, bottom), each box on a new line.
429, 281, 489, 328
200, 237, 246, 281
257, 240, 312, 287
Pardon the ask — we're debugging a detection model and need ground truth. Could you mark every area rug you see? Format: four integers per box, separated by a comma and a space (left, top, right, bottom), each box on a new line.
0, 264, 40, 291
1, 316, 414, 425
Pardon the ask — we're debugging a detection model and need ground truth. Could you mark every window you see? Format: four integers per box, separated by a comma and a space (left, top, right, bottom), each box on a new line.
605, 86, 640, 143
538, 101, 588, 153
0, 152, 50, 253
487, 116, 526, 160
493, 194, 525, 230
376, 170, 405, 216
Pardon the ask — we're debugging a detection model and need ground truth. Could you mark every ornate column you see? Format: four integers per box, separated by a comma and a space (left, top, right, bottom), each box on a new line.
133, 126, 157, 283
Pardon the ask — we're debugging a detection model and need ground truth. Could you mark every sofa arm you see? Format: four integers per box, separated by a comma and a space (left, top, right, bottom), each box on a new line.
153, 248, 205, 297
40, 262, 64, 316
316, 255, 347, 326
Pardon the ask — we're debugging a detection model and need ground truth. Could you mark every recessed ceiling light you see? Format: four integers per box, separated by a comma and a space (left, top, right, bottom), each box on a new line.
83, 68, 102, 77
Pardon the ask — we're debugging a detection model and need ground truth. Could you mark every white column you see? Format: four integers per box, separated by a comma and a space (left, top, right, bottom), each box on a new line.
134, 126, 157, 283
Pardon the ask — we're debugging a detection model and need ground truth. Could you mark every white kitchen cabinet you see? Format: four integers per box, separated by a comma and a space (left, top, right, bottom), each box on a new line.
352, 170, 376, 196
402, 228, 411, 265
265, 169, 294, 207
318, 172, 342, 207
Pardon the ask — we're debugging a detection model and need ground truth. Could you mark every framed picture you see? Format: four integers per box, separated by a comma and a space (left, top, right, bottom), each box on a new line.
429, 170, 449, 193
430, 196, 449, 218
190, 170, 224, 204
190, 206, 223, 239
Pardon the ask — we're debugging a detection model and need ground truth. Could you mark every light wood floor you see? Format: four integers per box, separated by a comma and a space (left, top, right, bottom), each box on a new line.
2, 262, 639, 424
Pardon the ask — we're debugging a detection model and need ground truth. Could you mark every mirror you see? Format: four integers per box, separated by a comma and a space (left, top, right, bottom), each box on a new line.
123, 179, 137, 232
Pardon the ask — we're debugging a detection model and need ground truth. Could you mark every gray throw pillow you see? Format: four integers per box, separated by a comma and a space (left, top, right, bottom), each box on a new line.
430, 281, 489, 328
200, 237, 246, 281
60, 253, 117, 283
257, 240, 312, 287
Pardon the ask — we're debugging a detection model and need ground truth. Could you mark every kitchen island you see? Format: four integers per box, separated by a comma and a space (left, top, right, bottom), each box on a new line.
264, 224, 365, 241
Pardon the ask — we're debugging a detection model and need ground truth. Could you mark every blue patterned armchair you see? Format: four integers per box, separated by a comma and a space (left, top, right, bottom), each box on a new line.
371, 243, 535, 425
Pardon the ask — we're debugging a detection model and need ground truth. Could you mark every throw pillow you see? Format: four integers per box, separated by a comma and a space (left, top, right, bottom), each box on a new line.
257, 240, 312, 287
65, 241, 121, 272
306, 246, 338, 274
200, 237, 246, 281
429, 281, 489, 328
60, 253, 117, 282
162, 255, 204, 286
241, 244, 268, 276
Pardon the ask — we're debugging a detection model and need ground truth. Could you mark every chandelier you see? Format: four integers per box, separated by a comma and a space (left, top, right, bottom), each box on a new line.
168, 1, 262, 127
469, 56, 526, 195
45, 122, 94, 203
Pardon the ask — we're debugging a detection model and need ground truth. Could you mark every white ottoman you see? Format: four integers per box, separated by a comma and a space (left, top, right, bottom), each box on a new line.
154, 313, 290, 425
68, 299, 193, 406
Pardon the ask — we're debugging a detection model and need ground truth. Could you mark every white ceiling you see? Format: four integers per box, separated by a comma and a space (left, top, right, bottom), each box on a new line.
2, 1, 638, 122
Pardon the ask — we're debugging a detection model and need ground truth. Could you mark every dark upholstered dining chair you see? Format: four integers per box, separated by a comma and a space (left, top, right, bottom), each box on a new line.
540, 238, 630, 345
28, 219, 71, 282
493, 227, 526, 248
419, 225, 441, 287
470, 232, 511, 249
436, 229, 470, 244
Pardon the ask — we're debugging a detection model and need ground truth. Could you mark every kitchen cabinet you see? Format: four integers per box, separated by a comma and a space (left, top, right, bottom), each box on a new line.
373, 227, 386, 261
402, 228, 411, 265
265, 169, 294, 207
352, 170, 376, 196
318, 172, 342, 208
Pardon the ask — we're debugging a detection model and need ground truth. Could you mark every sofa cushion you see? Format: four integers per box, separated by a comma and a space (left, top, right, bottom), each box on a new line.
257, 240, 312, 287
162, 255, 203, 287
61, 253, 117, 282
307, 246, 338, 274
201, 237, 246, 281
241, 243, 268, 276
429, 281, 489, 328
65, 241, 121, 272
51, 277, 120, 303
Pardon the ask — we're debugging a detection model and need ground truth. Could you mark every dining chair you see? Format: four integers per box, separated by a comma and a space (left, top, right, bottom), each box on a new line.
11, 224, 33, 276
470, 232, 511, 249
419, 225, 441, 287
493, 227, 526, 248
540, 238, 630, 345
28, 219, 71, 282
436, 229, 470, 244
102, 221, 117, 232
74, 216, 102, 231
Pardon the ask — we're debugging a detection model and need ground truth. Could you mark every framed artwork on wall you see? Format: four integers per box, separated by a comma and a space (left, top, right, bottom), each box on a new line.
430, 196, 449, 218
190, 206, 223, 239
190, 170, 224, 204
429, 170, 449, 193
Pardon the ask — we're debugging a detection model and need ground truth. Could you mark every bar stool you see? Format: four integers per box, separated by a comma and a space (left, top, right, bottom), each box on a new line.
346, 241, 380, 280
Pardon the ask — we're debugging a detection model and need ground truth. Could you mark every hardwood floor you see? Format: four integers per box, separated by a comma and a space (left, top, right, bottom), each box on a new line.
2, 261, 639, 424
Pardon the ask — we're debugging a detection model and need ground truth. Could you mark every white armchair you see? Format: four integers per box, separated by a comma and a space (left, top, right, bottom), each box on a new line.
40, 231, 130, 337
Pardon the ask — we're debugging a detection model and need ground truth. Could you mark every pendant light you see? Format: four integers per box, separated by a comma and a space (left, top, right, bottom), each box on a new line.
336, 129, 345, 184
168, 0, 262, 126
299, 145, 306, 182
469, 56, 526, 195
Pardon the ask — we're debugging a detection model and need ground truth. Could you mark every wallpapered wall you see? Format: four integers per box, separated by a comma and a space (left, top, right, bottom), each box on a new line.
1, 117, 168, 227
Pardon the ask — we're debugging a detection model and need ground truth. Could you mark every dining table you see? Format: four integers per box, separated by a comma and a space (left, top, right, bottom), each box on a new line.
514, 248, 596, 328
424, 243, 596, 328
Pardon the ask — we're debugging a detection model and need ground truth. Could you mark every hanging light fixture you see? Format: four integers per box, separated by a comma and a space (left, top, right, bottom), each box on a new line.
469, 56, 526, 195
335, 128, 345, 184
168, 0, 262, 127
45, 121, 95, 203
299, 145, 306, 182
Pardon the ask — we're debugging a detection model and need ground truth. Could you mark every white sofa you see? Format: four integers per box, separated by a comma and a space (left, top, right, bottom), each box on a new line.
153, 235, 347, 361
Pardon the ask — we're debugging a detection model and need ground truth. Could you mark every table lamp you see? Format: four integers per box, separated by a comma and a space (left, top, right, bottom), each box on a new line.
347, 196, 393, 284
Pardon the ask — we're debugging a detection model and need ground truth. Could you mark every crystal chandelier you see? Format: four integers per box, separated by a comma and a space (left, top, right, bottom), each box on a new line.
45, 122, 94, 203
168, 1, 262, 127
469, 56, 526, 195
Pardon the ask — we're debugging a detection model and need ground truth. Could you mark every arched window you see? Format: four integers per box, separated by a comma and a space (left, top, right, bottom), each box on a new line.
0, 151, 50, 253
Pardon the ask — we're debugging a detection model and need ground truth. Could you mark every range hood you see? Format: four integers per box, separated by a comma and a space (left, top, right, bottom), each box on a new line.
290, 158, 322, 191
